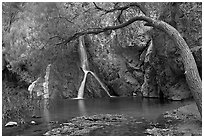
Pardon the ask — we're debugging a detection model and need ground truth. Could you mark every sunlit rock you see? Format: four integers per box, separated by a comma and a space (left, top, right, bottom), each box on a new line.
30, 120, 36, 125
5, 121, 17, 127
28, 77, 44, 98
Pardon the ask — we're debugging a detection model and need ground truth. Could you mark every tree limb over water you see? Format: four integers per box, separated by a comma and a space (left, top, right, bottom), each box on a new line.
56, 16, 153, 45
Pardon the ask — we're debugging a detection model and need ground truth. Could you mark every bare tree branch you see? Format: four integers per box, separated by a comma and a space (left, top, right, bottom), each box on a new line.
93, 2, 147, 15
49, 35, 66, 40
56, 16, 154, 45
93, 2, 108, 12
52, 14, 74, 24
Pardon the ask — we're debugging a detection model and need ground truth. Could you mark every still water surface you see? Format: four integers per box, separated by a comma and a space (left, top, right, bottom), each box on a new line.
3, 97, 193, 136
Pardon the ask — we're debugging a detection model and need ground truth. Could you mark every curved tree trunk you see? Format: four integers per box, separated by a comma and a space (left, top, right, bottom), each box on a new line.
152, 20, 202, 117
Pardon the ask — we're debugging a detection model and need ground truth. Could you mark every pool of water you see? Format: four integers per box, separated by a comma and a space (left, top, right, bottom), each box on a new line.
2, 97, 193, 136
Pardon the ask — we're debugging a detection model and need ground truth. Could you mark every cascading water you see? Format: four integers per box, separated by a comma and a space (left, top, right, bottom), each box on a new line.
76, 36, 113, 99
77, 70, 89, 99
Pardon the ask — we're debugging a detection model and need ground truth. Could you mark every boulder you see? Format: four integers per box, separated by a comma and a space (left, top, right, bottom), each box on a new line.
110, 78, 133, 96
30, 120, 37, 125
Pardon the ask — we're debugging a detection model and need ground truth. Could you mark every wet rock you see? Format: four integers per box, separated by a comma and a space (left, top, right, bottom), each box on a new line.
5, 121, 17, 127
146, 127, 170, 136
28, 77, 44, 98
30, 120, 36, 125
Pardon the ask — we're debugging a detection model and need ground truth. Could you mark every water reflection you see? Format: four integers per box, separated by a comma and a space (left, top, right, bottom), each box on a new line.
78, 100, 87, 116
43, 98, 51, 131
34, 97, 192, 125
40, 97, 192, 123
6, 97, 193, 136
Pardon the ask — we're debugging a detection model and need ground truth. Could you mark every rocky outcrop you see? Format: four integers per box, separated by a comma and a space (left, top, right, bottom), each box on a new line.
85, 34, 145, 97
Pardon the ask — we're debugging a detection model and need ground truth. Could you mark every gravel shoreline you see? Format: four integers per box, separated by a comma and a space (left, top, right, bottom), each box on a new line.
44, 103, 201, 136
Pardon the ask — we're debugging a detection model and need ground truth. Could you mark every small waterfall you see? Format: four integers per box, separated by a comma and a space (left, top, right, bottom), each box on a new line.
89, 71, 113, 97
43, 64, 51, 99
79, 36, 89, 71
77, 70, 88, 99
76, 36, 113, 99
